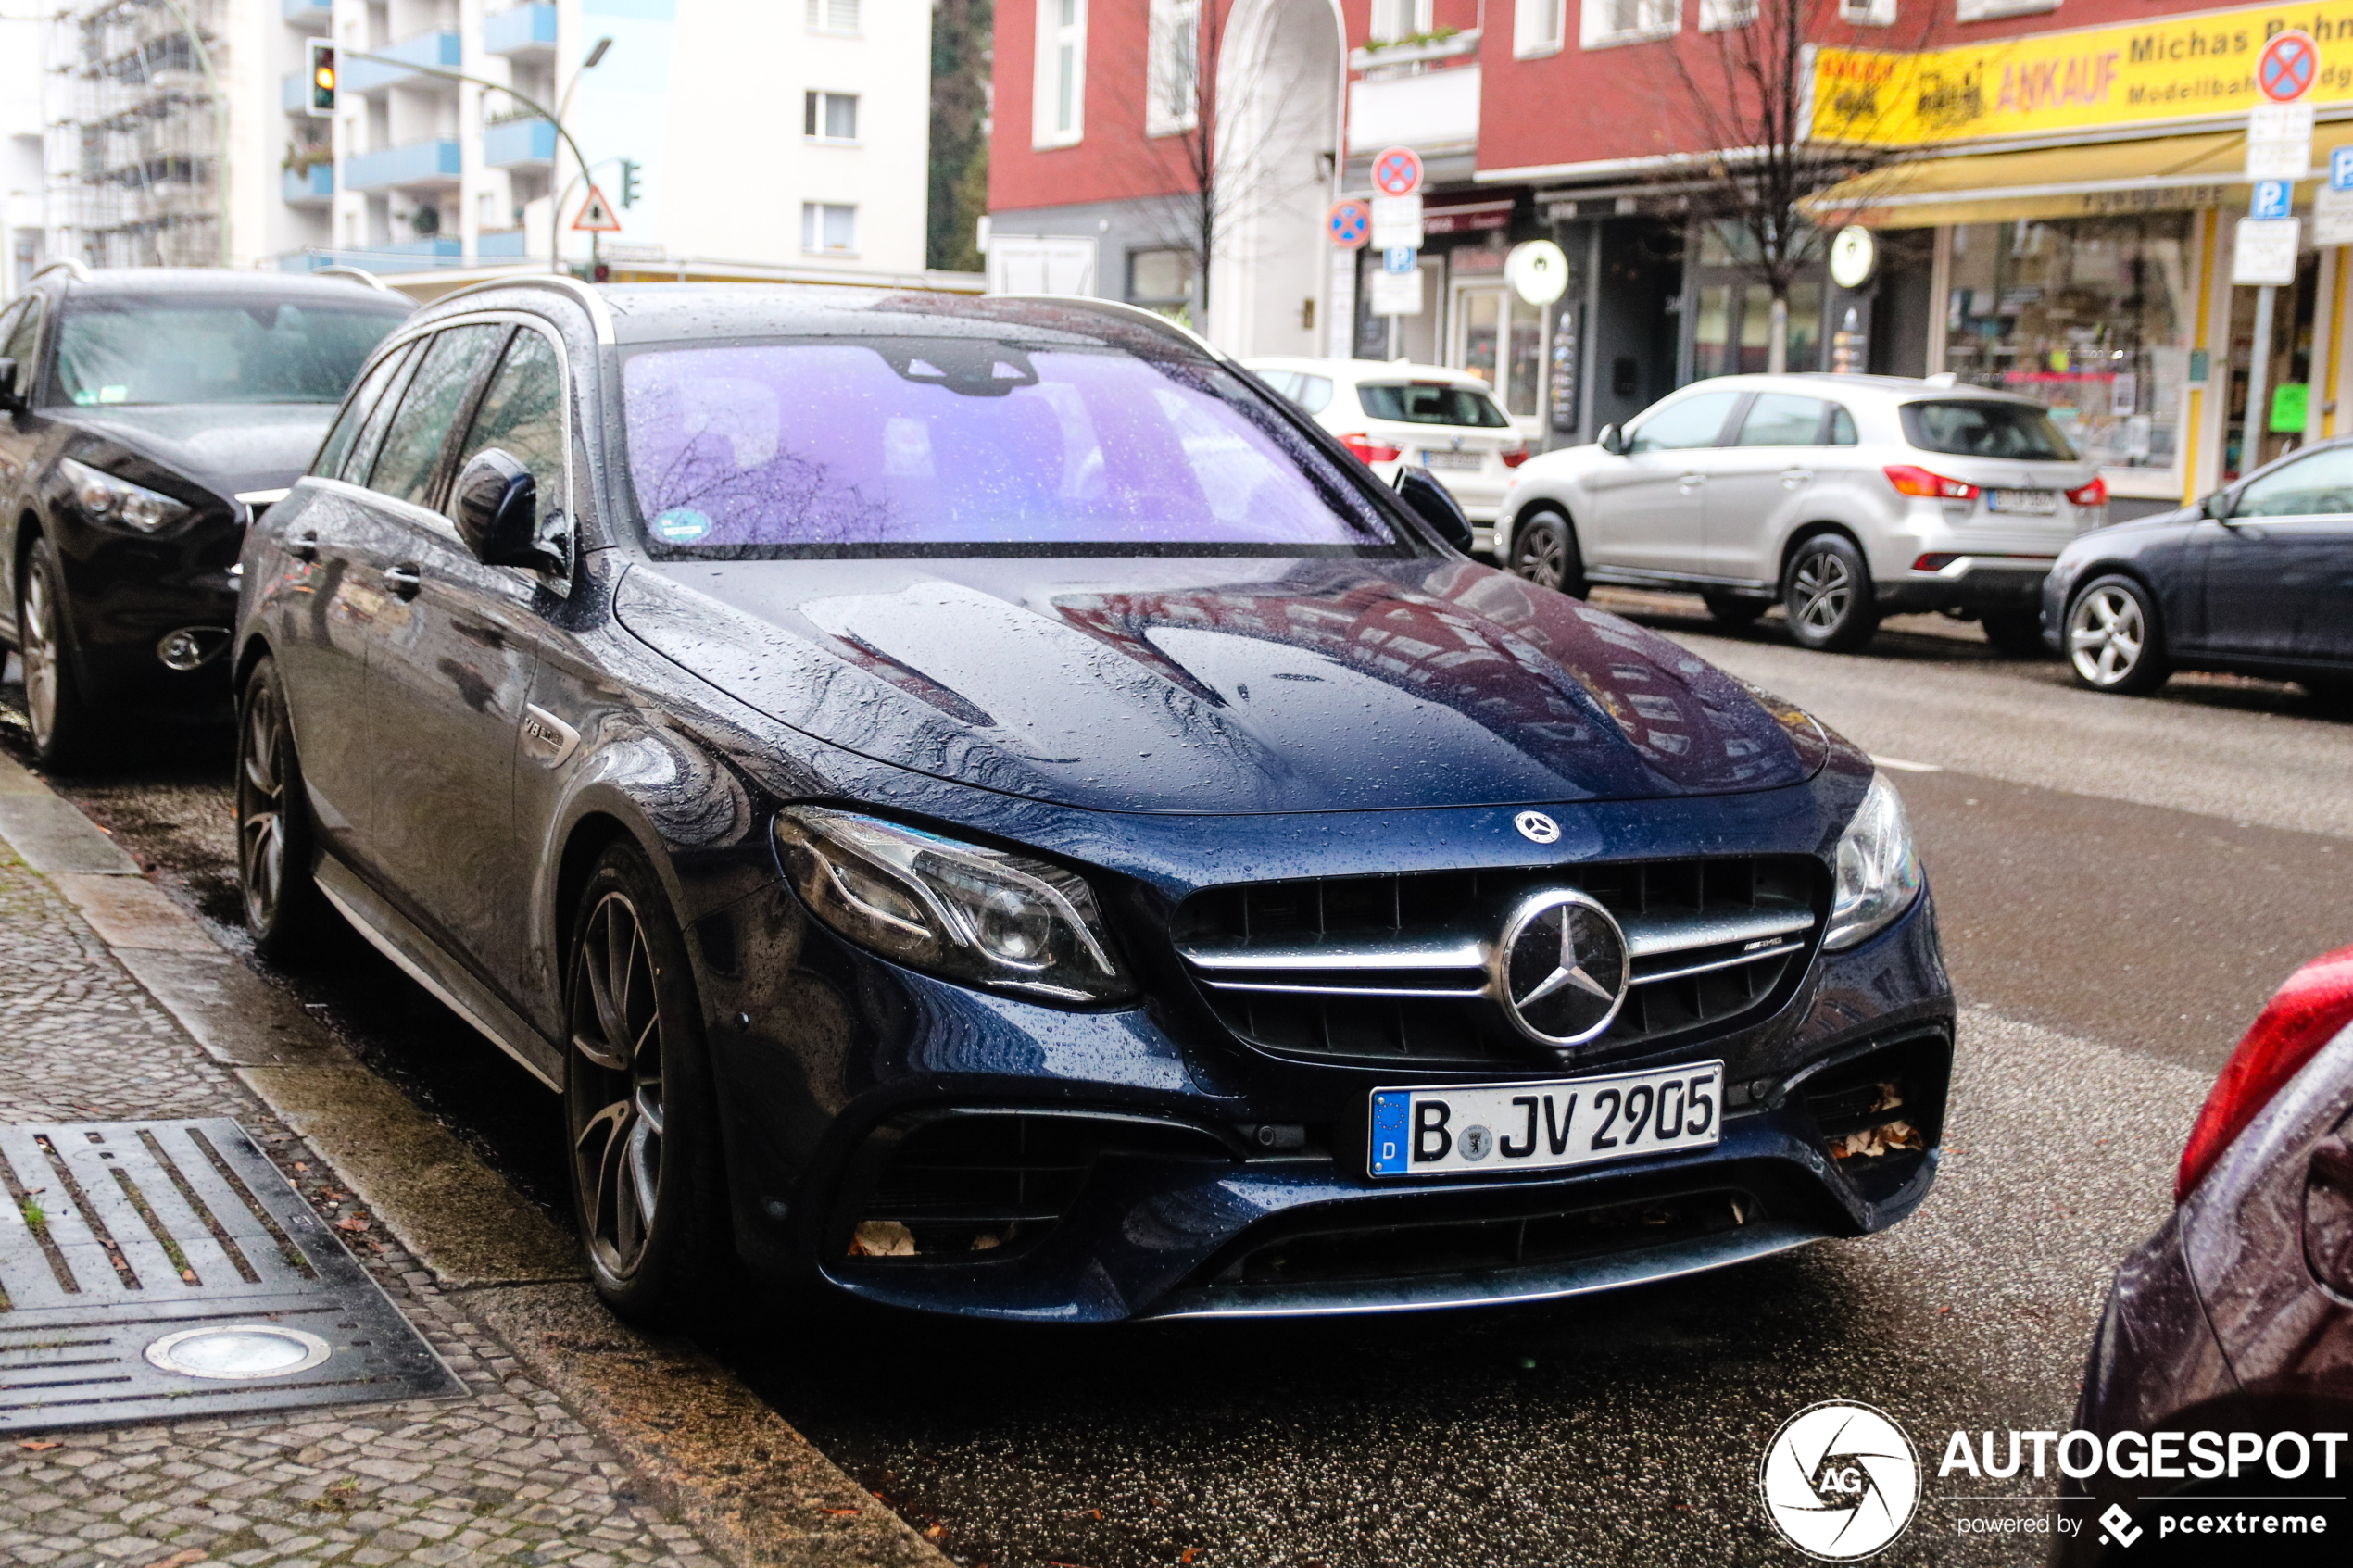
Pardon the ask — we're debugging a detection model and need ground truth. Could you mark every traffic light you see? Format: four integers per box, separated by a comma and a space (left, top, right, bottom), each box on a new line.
307, 41, 335, 117
619, 159, 640, 209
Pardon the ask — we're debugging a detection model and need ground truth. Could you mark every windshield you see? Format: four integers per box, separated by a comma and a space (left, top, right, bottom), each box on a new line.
1900, 399, 2078, 461
1356, 383, 1511, 428
622, 338, 1399, 557
50, 295, 409, 408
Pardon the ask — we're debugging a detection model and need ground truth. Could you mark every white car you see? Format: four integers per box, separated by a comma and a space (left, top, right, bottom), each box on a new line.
1494, 373, 2108, 653
1245, 357, 1529, 554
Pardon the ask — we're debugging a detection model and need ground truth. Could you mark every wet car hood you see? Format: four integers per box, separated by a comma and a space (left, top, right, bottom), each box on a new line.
56, 404, 333, 499
615, 556, 1828, 814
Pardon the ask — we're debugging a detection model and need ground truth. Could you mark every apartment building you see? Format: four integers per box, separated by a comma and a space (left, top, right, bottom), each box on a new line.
32, 0, 940, 285
988, 0, 2353, 513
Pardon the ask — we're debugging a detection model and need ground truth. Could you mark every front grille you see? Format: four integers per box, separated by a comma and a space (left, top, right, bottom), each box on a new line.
1173, 858, 1821, 1069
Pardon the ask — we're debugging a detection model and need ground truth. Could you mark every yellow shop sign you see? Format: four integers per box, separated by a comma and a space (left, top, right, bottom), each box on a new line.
1813, 1, 2353, 146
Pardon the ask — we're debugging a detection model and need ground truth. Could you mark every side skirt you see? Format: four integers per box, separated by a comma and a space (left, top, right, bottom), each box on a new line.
313, 853, 563, 1089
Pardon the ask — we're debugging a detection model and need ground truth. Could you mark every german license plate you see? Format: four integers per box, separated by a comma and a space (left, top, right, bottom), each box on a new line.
1988, 489, 2058, 514
1421, 449, 1484, 470
1368, 1061, 1723, 1178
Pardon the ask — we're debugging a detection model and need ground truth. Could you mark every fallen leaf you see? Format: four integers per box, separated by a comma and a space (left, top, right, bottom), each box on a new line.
180, 1269, 196, 1284
18, 1440, 61, 1451
1937, 1305, 1953, 1314
333, 1214, 371, 1234
1181, 1551, 1199, 1564
823, 1507, 860, 1516
925, 1524, 946, 1537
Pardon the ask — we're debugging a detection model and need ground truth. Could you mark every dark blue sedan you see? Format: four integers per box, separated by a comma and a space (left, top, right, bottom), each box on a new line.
232, 282, 1954, 1324
2045, 442, 2353, 699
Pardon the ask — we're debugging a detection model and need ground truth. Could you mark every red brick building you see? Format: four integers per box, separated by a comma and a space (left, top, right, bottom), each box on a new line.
988, 0, 2353, 510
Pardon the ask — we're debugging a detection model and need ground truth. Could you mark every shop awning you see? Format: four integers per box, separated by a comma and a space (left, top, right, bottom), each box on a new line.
1806, 123, 2353, 230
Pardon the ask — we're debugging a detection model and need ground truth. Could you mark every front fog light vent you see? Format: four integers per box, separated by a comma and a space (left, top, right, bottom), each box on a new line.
157, 626, 230, 671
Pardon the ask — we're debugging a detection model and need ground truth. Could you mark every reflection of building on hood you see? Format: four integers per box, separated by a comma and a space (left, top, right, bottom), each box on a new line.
1050, 560, 1785, 789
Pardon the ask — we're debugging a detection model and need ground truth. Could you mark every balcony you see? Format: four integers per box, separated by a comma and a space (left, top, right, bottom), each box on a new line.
282, 162, 333, 204
282, 69, 308, 114
344, 138, 462, 192
344, 31, 461, 94
281, 0, 332, 30
484, 4, 558, 58
482, 116, 555, 169
372, 238, 465, 270
479, 228, 531, 259
1346, 63, 1480, 156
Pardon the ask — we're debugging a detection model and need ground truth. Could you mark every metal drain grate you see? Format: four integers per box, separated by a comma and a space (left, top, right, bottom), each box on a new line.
0, 1118, 461, 1431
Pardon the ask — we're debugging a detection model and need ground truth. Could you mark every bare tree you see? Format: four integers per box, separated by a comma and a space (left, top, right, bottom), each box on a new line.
1643, 0, 1942, 371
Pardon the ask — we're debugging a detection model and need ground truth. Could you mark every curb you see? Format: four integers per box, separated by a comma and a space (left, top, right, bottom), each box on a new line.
0, 747, 948, 1568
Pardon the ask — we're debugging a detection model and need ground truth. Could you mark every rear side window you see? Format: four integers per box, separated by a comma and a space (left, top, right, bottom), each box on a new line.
1292, 374, 1333, 415
1628, 390, 1742, 453
316, 342, 412, 479
1902, 399, 2076, 461
1829, 406, 1857, 445
1734, 394, 1827, 446
1, 296, 42, 379
1358, 383, 1510, 427
367, 324, 504, 506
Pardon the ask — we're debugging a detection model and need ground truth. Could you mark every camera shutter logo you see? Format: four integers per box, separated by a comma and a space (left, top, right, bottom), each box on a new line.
1758, 1401, 1921, 1560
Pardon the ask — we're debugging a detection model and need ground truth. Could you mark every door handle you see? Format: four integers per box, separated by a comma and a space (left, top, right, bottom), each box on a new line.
382, 563, 422, 600
1678, 472, 1707, 490
288, 531, 319, 563
1781, 469, 1813, 486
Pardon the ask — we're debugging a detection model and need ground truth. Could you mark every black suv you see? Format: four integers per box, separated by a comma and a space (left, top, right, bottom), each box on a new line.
0, 263, 411, 764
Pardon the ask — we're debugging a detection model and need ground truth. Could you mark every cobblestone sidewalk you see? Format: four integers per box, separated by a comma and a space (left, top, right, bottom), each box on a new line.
0, 843, 719, 1568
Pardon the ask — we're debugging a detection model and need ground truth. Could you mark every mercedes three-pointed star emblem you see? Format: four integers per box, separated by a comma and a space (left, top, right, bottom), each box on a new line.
1492, 889, 1630, 1048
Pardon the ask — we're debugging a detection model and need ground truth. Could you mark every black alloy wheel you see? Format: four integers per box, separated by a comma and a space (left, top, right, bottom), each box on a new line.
235, 657, 325, 960
2064, 574, 2171, 696
1977, 610, 2048, 658
563, 842, 728, 1323
1781, 534, 1881, 653
1508, 508, 1585, 596
1701, 593, 1768, 626
17, 538, 95, 768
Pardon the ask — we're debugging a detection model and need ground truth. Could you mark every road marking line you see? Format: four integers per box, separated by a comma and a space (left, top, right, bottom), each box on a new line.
1870, 755, 1944, 772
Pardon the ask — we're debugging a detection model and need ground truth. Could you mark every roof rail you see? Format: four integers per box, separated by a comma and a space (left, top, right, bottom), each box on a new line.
31, 257, 94, 286
998, 293, 1227, 362
310, 264, 398, 294
428, 273, 617, 345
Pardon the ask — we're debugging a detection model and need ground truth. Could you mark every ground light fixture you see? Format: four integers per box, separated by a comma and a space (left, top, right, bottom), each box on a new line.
144, 1324, 334, 1381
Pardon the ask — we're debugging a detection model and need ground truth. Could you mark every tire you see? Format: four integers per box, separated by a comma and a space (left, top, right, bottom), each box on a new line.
1781, 534, 1881, 653
17, 537, 97, 769
236, 657, 327, 962
1978, 609, 2048, 658
563, 840, 731, 1325
1701, 593, 1768, 626
2064, 575, 2171, 696
1507, 508, 1586, 596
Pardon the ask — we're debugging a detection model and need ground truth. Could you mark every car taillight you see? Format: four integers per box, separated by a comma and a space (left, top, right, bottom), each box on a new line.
1340, 433, 1402, 464
1883, 465, 1980, 500
2175, 945, 2353, 1202
2066, 477, 2108, 507
1502, 446, 1530, 469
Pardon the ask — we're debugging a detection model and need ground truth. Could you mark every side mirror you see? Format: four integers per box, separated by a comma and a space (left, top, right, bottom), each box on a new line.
1597, 423, 1628, 456
2199, 490, 2233, 522
1392, 464, 1475, 553
0, 358, 21, 414
452, 448, 563, 571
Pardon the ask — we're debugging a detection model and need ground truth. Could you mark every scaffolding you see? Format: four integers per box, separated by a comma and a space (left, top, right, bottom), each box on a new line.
44, 0, 228, 269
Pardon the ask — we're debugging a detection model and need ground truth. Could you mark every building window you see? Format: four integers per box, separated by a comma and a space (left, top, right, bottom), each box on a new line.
1146, 0, 1200, 138
1127, 246, 1198, 320
804, 91, 859, 141
1371, 0, 1433, 41
805, 0, 861, 32
1955, 0, 2056, 19
1840, 0, 1897, 23
1515, 0, 1567, 56
1699, 0, 1755, 30
1580, 0, 1680, 48
802, 202, 857, 254
1033, 0, 1087, 148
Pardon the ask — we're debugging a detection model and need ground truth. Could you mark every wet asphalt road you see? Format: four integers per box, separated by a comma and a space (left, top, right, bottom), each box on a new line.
5, 596, 2350, 1568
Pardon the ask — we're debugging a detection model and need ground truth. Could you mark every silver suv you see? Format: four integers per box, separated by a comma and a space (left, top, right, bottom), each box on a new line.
1496, 373, 2107, 652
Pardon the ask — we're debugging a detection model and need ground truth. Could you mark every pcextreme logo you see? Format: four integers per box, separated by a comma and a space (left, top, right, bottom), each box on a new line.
1760, 1401, 1923, 1560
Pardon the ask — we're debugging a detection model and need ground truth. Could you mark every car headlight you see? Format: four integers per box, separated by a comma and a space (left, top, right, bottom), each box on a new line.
1824, 773, 1923, 951
59, 457, 193, 533
773, 807, 1136, 1005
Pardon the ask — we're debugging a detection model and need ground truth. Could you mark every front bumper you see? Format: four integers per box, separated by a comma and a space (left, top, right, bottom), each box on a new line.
702, 875, 1953, 1323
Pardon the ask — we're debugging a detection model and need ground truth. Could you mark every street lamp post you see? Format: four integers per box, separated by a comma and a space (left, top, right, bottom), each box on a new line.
340, 36, 610, 275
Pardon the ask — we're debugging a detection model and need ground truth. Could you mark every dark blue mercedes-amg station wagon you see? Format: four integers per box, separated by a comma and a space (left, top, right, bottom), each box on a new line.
233, 280, 1953, 1325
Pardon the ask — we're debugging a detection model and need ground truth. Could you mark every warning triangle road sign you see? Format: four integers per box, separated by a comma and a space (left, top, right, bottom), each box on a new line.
572, 184, 622, 233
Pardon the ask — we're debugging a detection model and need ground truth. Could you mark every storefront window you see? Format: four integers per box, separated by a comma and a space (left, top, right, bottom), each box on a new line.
1941, 216, 2190, 478
1453, 282, 1544, 420
1693, 284, 1731, 379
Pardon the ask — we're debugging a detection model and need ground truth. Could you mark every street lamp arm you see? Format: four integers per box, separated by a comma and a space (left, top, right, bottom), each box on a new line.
340, 52, 599, 272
